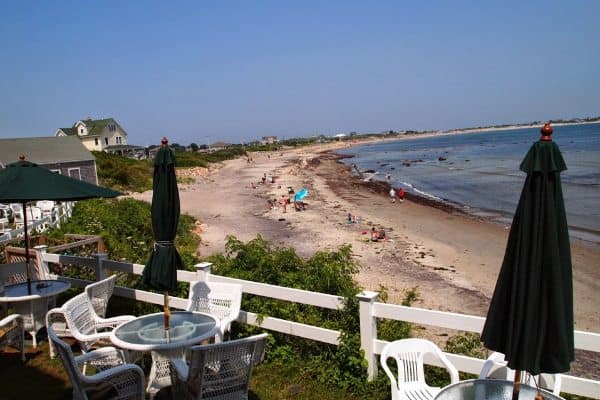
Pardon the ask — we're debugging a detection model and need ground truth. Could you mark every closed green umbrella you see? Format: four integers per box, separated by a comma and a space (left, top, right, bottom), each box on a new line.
0, 155, 122, 293
142, 138, 183, 328
481, 123, 574, 398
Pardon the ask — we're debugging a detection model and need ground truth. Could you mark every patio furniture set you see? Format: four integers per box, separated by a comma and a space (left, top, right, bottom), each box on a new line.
380, 337, 564, 400
0, 273, 266, 400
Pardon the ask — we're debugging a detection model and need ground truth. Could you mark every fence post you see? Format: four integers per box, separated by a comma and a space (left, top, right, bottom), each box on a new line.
357, 290, 380, 380
194, 262, 212, 282
33, 244, 49, 279
95, 253, 108, 281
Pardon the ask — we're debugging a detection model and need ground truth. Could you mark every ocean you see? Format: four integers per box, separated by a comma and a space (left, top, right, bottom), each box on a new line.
337, 123, 600, 244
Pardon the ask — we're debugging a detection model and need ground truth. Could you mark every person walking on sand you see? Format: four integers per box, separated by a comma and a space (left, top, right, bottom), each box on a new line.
279, 195, 287, 213
389, 187, 396, 203
397, 187, 405, 202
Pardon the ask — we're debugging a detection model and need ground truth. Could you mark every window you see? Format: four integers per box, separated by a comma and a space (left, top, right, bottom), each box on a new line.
94, 138, 99, 145
105, 137, 109, 145
80, 128, 84, 134
50, 169, 61, 174
68, 168, 81, 180
116, 136, 122, 144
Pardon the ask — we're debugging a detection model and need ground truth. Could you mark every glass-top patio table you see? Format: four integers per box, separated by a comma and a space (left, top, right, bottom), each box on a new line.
0, 279, 70, 348
110, 311, 219, 396
434, 379, 564, 400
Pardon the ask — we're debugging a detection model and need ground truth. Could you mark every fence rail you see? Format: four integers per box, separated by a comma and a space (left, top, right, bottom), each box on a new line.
34, 250, 600, 399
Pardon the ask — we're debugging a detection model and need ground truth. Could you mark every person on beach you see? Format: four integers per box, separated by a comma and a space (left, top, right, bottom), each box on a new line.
389, 187, 396, 203
397, 187, 405, 202
279, 195, 287, 213
371, 227, 379, 241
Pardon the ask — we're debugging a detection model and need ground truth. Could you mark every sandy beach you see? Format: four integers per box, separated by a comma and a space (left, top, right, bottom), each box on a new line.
130, 139, 599, 371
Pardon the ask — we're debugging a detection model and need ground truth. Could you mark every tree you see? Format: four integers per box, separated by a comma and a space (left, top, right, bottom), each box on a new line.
190, 143, 199, 152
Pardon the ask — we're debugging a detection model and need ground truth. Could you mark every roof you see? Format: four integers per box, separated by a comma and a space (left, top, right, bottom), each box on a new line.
0, 136, 95, 167
59, 118, 124, 137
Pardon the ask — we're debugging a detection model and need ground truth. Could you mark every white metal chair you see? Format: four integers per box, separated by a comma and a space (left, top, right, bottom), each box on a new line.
169, 333, 268, 400
48, 291, 139, 366
0, 314, 25, 362
186, 281, 242, 342
47, 275, 118, 358
380, 338, 459, 400
479, 351, 562, 395
48, 326, 145, 400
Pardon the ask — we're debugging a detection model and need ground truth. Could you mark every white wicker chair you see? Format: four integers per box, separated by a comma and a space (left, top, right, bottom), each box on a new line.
85, 275, 117, 319
48, 291, 139, 367
169, 333, 268, 400
479, 351, 562, 395
48, 326, 145, 400
47, 275, 118, 358
186, 281, 242, 342
380, 338, 459, 400
0, 314, 25, 362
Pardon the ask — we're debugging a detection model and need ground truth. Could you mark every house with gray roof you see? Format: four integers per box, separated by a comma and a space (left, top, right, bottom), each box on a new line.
0, 136, 99, 185
55, 117, 129, 153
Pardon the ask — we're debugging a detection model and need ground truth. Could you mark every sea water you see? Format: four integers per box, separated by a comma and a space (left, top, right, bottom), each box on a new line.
337, 123, 600, 244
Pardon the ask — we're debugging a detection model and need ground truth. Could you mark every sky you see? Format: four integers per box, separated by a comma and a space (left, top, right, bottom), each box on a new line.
1, 1, 599, 146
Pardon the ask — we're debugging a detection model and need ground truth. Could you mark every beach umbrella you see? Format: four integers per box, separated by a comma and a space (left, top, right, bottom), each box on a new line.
0, 155, 121, 293
142, 138, 183, 329
481, 123, 574, 399
294, 188, 309, 202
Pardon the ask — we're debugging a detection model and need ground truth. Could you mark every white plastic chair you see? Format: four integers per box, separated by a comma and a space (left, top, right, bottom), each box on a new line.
186, 281, 242, 342
479, 352, 562, 395
0, 314, 25, 362
380, 338, 459, 400
48, 326, 145, 400
48, 291, 139, 366
47, 275, 118, 358
169, 333, 268, 400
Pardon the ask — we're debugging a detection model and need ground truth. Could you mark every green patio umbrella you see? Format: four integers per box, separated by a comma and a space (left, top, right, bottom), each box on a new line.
142, 138, 183, 329
0, 155, 122, 293
481, 123, 574, 399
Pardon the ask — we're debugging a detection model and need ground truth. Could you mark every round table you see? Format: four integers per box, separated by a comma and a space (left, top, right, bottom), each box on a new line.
110, 311, 219, 395
0, 279, 71, 348
434, 379, 564, 400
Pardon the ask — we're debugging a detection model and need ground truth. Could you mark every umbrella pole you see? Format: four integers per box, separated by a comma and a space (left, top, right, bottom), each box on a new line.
512, 370, 522, 400
23, 201, 31, 294
163, 291, 171, 331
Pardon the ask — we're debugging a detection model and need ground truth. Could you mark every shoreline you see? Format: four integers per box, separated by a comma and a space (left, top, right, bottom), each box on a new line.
129, 138, 599, 376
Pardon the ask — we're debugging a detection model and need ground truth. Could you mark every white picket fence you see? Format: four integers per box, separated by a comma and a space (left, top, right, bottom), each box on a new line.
0, 202, 74, 243
34, 248, 600, 399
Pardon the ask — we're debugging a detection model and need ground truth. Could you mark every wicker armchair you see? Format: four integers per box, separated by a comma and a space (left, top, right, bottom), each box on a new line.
186, 281, 242, 342
0, 314, 25, 362
380, 338, 459, 400
85, 275, 117, 318
47, 275, 118, 358
48, 291, 139, 368
48, 326, 145, 400
170, 333, 268, 400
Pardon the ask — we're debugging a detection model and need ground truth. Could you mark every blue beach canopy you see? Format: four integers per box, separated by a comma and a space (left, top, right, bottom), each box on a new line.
294, 188, 309, 201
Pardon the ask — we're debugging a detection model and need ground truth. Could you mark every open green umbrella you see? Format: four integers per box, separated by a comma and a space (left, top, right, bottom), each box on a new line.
0, 155, 122, 293
142, 138, 183, 329
481, 123, 574, 399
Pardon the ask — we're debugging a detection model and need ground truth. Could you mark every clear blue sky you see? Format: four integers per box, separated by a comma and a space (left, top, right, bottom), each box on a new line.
1, 1, 598, 146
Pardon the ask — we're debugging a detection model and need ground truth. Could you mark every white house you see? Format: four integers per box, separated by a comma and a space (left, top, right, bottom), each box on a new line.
55, 117, 128, 152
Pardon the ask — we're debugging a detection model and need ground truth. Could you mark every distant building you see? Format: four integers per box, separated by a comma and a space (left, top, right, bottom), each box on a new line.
55, 117, 129, 153
261, 136, 278, 145
0, 136, 99, 184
